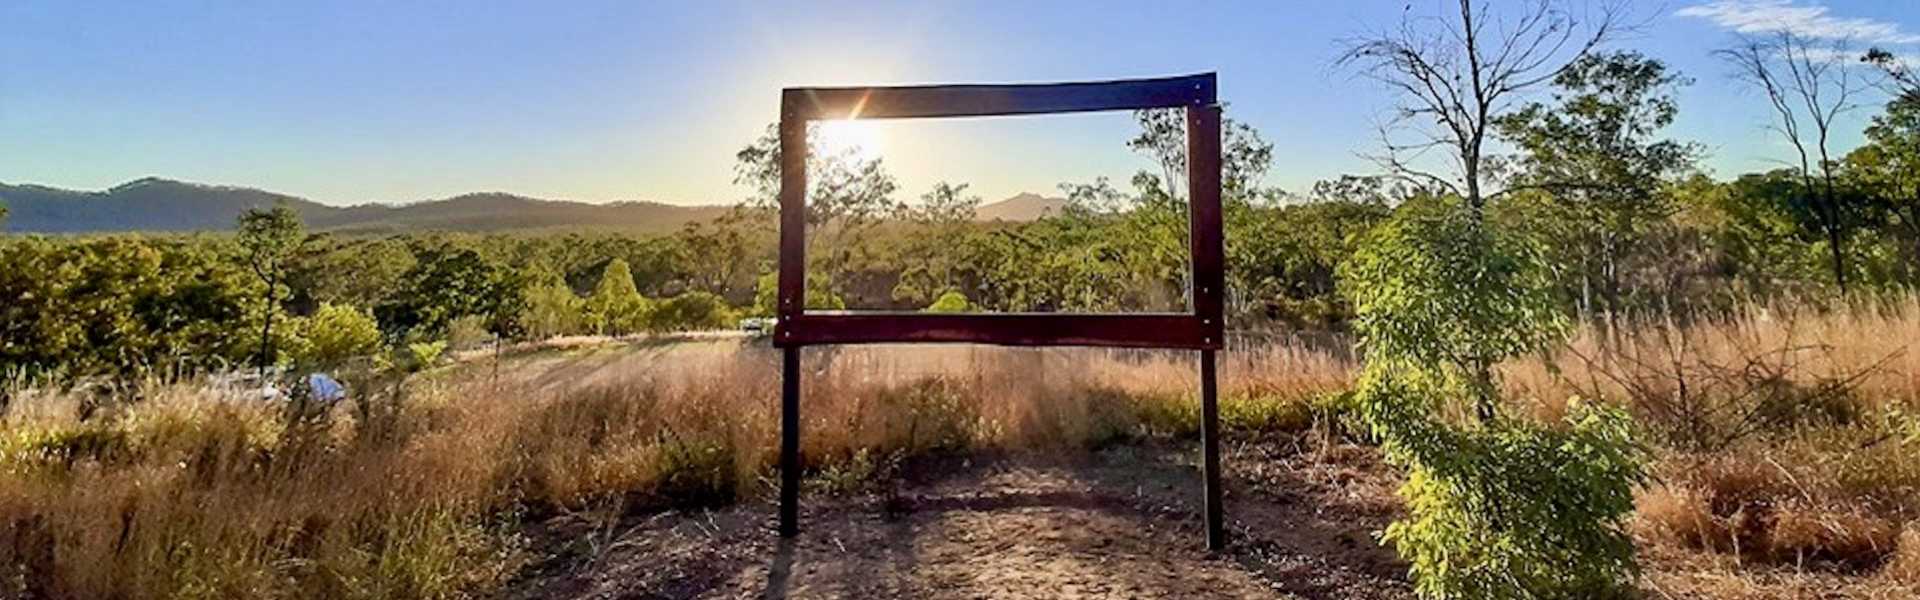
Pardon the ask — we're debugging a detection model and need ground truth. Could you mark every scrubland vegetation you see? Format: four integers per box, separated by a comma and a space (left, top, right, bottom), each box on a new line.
6, 1, 1920, 597
0, 302, 1914, 598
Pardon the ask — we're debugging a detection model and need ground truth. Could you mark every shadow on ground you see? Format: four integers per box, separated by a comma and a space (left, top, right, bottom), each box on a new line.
505, 437, 1411, 600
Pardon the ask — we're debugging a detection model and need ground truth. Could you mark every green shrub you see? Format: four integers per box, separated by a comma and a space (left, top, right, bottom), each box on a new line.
518, 275, 583, 340
652, 432, 736, 506
1381, 394, 1646, 599
647, 292, 735, 332
446, 314, 495, 351
583, 259, 652, 336
924, 290, 974, 313
1342, 199, 1648, 598
295, 303, 382, 368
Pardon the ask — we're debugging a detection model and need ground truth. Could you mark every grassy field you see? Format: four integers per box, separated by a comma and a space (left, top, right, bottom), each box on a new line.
0, 300, 1916, 598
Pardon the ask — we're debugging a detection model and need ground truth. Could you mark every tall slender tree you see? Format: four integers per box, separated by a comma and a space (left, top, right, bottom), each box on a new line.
1718, 31, 1871, 292
236, 204, 303, 377
734, 123, 898, 293
1496, 51, 1702, 314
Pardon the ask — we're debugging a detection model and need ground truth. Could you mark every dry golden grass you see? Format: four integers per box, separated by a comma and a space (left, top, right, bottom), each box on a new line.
1504, 297, 1920, 588
1635, 437, 1919, 570
0, 297, 1914, 598
1890, 527, 1920, 584
0, 339, 1352, 599
1505, 296, 1920, 440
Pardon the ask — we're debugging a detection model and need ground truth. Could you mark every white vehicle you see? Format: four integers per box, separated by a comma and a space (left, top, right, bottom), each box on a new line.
739, 317, 776, 334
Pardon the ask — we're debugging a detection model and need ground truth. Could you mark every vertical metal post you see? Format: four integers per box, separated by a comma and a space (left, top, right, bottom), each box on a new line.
1199, 348, 1223, 551
775, 90, 808, 539
779, 347, 801, 537
1188, 101, 1226, 552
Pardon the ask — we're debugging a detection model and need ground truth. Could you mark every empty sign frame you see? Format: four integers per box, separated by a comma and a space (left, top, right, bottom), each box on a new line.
772, 73, 1227, 550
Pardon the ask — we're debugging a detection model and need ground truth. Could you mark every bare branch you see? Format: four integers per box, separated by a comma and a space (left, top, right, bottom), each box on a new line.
1336, 0, 1633, 213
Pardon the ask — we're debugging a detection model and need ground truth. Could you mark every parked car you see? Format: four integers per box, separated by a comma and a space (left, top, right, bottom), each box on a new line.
739, 317, 776, 335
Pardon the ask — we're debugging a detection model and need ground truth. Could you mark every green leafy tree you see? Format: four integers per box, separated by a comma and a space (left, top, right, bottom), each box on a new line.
296, 303, 381, 369
375, 243, 521, 339
519, 268, 585, 340
287, 236, 415, 312
584, 258, 653, 335
1845, 93, 1920, 283
237, 204, 304, 376
675, 216, 764, 300
1341, 198, 1647, 598
735, 122, 899, 294
0, 237, 257, 379
1343, 199, 1567, 422
1496, 51, 1702, 314
892, 182, 982, 304
648, 291, 735, 332
924, 290, 973, 313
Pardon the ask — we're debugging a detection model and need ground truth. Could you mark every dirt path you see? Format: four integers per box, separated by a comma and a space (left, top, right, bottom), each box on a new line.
506, 439, 1411, 599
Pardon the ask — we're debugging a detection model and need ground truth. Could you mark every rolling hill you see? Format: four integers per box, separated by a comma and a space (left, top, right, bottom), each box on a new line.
0, 177, 1065, 234
0, 178, 729, 234
975, 192, 1067, 221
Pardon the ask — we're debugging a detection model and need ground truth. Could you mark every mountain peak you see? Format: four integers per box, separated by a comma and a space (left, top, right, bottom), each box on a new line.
109, 176, 184, 192
976, 192, 1066, 221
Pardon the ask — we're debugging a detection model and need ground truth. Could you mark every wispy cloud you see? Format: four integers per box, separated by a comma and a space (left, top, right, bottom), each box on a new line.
1677, 0, 1920, 45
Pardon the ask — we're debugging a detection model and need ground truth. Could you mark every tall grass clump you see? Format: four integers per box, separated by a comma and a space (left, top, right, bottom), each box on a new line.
0, 336, 1354, 598
1502, 295, 1920, 579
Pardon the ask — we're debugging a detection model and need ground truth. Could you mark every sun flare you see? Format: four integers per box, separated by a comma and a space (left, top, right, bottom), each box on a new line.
816, 119, 884, 161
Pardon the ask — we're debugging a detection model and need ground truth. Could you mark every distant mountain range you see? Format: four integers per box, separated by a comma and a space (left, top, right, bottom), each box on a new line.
0, 178, 1066, 234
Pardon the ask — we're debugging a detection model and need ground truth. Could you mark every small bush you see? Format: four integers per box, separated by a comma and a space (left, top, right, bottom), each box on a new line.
924, 290, 973, 313
445, 314, 495, 352
872, 377, 980, 454
1383, 402, 1647, 599
647, 292, 735, 332
1343, 200, 1648, 598
296, 303, 382, 368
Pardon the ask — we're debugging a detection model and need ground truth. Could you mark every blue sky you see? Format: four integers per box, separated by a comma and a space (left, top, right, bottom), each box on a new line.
3, 1, 1918, 206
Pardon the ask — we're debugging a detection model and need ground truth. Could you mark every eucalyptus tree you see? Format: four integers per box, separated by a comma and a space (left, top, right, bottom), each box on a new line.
1496, 51, 1702, 314
1337, 0, 1631, 218
237, 204, 304, 377
734, 123, 898, 294
1717, 31, 1873, 292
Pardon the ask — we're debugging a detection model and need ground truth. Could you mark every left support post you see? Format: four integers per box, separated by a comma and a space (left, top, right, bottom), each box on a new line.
779, 347, 801, 537
1200, 348, 1224, 551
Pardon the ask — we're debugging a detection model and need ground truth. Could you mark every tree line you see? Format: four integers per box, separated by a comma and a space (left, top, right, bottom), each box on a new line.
4, 36, 1920, 387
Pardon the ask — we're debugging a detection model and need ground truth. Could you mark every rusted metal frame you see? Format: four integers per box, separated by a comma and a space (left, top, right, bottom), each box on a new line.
774, 74, 1227, 549
782, 73, 1214, 120
779, 348, 800, 537
1187, 103, 1227, 551
780, 313, 1213, 349
776, 94, 807, 539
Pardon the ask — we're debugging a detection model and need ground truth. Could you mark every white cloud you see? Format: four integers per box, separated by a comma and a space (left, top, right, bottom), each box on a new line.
1677, 0, 1920, 45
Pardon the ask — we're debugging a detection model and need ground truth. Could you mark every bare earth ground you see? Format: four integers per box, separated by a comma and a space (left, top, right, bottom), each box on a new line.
505, 436, 1412, 600
487, 342, 1919, 599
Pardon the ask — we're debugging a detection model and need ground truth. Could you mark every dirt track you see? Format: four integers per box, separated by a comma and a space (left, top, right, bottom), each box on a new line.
506, 440, 1411, 599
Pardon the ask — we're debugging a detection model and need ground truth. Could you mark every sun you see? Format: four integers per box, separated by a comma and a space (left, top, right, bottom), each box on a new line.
815, 119, 884, 161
